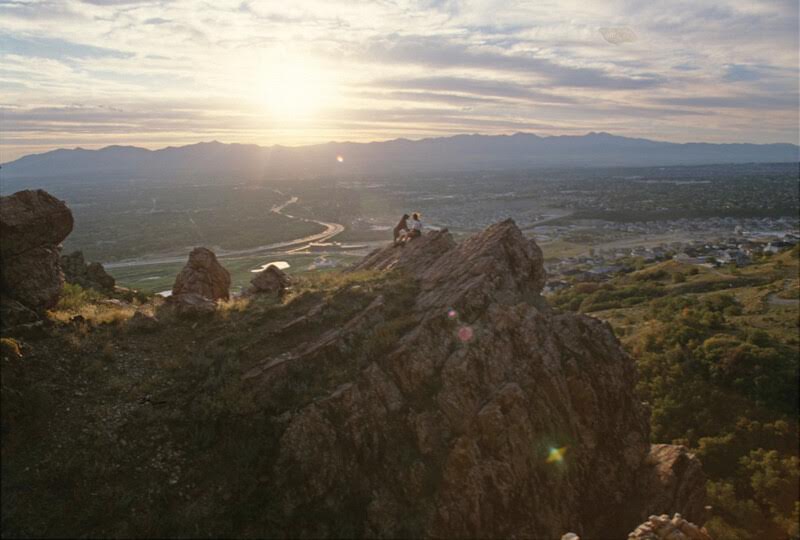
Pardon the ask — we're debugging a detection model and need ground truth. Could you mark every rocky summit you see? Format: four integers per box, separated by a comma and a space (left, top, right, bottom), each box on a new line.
247, 220, 706, 538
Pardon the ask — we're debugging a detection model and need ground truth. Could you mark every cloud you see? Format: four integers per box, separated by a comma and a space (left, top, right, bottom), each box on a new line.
722, 64, 765, 82
143, 17, 171, 25
373, 76, 578, 104
361, 35, 665, 90
655, 94, 798, 110
598, 27, 638, 45
0, 32, 132, 60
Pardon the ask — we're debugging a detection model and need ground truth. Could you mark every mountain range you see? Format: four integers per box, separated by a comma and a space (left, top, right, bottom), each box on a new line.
1, 132, 798, 181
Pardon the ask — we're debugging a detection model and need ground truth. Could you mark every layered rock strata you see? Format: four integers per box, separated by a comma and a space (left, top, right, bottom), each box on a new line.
247, 220, 706, 538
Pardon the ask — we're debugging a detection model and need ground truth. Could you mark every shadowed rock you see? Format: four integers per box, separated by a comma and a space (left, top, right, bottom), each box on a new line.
0, 189, 74, 258
171, 247, 230, 301
247, 219, 705, 538
247, 265, 291, 296
61, 250, 115, 292
0, 190, 74, 314
350, 228, 456, 275
167, 292, 216, 318
627, 513, 712, 540
128, 311, 160, 333
636, 444, 708, 522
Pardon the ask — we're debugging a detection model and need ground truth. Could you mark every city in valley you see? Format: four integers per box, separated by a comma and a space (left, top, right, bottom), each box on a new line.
3, 162, 794, 295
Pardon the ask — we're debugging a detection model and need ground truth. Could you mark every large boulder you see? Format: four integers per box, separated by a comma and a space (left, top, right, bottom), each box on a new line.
247, 266, 291, 296
0, 189, 74, 258
0, 190, 73, 313
171, 247, 230, 301
245, 219, 704, 538
61, 251, 115, 292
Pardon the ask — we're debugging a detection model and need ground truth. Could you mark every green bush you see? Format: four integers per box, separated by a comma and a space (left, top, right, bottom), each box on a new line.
56, 283, 104, 311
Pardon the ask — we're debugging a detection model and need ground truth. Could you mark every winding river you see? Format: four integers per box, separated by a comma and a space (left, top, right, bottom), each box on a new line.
104, 196, 344, 269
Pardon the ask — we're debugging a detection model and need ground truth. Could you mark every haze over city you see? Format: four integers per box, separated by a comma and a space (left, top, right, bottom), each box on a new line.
1, 0, 799, 162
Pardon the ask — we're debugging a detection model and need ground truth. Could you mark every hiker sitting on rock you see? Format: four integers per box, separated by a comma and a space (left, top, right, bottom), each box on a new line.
393, 213, 410, 245
405, 212, 423, 242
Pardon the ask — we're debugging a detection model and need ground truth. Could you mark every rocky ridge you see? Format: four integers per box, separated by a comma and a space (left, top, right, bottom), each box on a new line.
247, 220, 707, 538
0, 197, 709, 538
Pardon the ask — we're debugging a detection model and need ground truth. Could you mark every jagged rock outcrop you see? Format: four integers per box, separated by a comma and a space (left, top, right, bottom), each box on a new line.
563, 513, 712, 540
171, 247, 230, 301
0, 189, 74, 317
246, 265, 291, 296
246, 219, 706, 538
627, 513, 712, 540
636, 444, 707, 523
351, 228, 457, 275
61, 250, 115, 292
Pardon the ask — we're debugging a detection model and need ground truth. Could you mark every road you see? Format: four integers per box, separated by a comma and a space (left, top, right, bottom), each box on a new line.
105, 196, 344, 269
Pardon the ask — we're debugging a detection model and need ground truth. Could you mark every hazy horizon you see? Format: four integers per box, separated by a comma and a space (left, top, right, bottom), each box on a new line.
4, 129, 799, 165
2, 0, 799, 163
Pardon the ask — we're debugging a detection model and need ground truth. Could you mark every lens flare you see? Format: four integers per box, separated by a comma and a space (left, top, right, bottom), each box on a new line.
447, 309, 457, 319
457, 326, 473, 342
546, 446, 568, 464
336, 155, 344, 163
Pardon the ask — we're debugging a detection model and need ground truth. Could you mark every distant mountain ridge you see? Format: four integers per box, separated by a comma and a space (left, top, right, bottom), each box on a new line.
2, 132, 798, 180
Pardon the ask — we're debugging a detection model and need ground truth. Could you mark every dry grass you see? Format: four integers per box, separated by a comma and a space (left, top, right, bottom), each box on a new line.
0, 337, 22, 359
217, 297, 251, 318
49, 303, 136, 326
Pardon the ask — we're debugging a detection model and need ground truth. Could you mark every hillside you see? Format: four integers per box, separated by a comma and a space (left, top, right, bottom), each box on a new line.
2, 204, 707, 538
550, 247, 800, 539
1, 133, 798, 181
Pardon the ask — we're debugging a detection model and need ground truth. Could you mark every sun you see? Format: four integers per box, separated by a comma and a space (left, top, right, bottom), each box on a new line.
255, 55, 334, 120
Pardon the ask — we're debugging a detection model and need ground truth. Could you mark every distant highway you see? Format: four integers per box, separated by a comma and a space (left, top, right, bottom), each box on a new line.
105, 196, 344, 269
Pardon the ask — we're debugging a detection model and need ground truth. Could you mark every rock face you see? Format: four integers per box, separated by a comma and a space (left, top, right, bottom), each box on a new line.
0, 189, 74, 315
61, 250, 115, 292
171, 247, 230, 301
636, 444, 708, 523
563, 513, 712, 540
247, 220, 706, 538
247, 265, 291, 296
167, 292, 217, 318
627, 513, 712, 540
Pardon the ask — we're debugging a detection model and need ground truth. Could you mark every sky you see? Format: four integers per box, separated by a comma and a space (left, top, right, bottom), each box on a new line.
1, 0, 798, 162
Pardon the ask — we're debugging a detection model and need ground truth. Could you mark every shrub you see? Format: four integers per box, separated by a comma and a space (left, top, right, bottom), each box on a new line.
56, 283, 104, 311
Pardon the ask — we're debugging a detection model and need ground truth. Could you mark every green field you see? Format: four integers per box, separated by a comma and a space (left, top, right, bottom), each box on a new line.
109, 252, 365, 294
